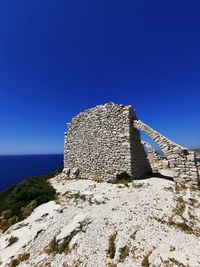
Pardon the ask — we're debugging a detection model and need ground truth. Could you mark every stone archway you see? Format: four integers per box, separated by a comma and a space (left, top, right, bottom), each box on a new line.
133, 120, 199, 186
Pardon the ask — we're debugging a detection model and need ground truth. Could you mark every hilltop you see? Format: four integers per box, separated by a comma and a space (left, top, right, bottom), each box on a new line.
0, 173, 200, 267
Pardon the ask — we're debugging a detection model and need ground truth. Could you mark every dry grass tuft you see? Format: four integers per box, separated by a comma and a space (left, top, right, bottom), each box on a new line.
107, 262, 117, 267
141, 248, 155, 267
119, 245, 129, 262
107, 232, 117, 259
44, 235, 77, 255
8, 253, 30, 267
7, 236, 19, 247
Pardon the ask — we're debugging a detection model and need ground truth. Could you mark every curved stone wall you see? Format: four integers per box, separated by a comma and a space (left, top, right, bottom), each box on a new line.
64, 103, 151, 180
134, 120, 199, 185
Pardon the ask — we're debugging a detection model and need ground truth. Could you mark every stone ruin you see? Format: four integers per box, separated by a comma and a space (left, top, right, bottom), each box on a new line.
141, 141, 168, 172
64, 103, 199, 186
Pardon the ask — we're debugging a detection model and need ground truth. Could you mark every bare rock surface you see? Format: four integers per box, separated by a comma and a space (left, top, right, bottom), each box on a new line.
0, 173, 200, 267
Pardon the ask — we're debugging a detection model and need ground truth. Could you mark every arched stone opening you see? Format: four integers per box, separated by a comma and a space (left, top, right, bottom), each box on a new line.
133, 120, 199, 186
141, 140, 169, 174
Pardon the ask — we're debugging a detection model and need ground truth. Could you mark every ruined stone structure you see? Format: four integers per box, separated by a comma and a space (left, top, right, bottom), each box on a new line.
134, 120, 199, 185
141, 141, 168, 172
64, 103, 199, 186
64, 103, 151, 180
142, 141, 161, 164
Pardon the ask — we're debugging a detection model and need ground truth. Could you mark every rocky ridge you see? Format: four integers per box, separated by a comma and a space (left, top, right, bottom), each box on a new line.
0, 173, 200, 267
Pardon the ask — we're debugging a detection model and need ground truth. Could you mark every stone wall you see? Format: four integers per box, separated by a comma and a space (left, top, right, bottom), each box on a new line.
134, 120, 199, 186
141, 141, 168, 172
64, 103, 199, 186
64, 103, 151, 180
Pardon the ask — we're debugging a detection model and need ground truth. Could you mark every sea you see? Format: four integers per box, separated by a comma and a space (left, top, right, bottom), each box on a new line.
0, 154, 63, 193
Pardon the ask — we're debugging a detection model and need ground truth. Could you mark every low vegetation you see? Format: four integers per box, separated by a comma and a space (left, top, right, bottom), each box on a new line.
107, 172, 132, 186
7, 236, 19, 247
162, 258, 187, 267
44, 237, 60, 255
116, 172, 132, 181
91, 176, 103, 183
107, 232, 117, 259
141, 248, 155, 267
8, 253, 30, 267
0, 168, 62, 232
119, 245, 130, 263
44, 235, 77, 255
175, 183, 187, 192
153, 194, 200, 236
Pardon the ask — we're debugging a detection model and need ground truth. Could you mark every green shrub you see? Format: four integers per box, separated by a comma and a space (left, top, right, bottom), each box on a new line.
1, 209, 12, 219
116, 172, 132, 181
0, 168, 61, 231
107, 171, 132, 186
21, 200, 37, 218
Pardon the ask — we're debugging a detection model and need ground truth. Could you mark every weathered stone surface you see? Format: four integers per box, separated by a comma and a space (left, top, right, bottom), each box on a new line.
1, 176, 200, 267
64, 103, 151, 181
56, 213, 91, 246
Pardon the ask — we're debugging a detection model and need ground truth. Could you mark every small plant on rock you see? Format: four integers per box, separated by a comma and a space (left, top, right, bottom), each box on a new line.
116, 172, 132, 181
7, 236, 19, 247
107, 232, 117, 259
8, 253, 30, 267
108, 172, 132, 186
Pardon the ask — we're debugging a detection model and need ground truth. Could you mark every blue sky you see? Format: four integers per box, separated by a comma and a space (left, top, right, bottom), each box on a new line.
0, 0, 199, 154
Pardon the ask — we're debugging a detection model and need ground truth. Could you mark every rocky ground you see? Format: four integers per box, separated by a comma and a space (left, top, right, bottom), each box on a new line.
0, 173, 200, 267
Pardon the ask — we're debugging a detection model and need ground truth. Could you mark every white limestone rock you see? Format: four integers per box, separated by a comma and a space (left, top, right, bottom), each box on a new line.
56, 213, 91, 245
0, 175, 200, 267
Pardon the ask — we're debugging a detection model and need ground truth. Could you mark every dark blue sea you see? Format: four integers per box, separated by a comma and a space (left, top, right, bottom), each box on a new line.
0, 154, 63, 192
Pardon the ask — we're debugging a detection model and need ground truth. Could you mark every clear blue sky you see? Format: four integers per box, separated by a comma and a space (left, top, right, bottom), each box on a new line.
0, 0, 199, 154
